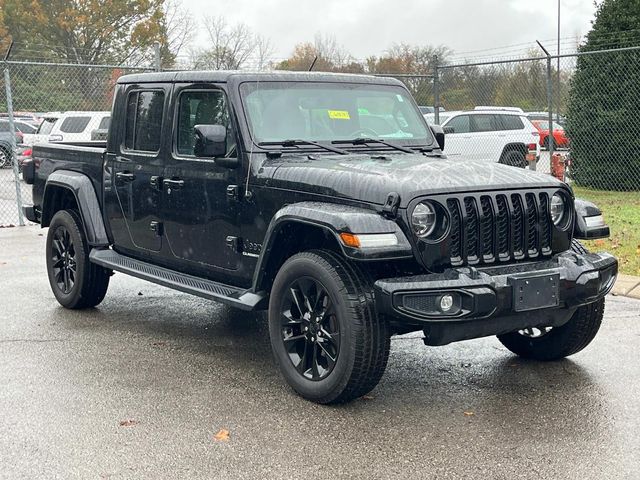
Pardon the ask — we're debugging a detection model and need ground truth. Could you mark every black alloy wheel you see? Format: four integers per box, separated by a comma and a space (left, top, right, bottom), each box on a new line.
50, 225, 77, 294
280, 277, 341, 381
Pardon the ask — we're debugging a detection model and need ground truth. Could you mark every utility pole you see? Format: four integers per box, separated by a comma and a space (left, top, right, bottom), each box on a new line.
557, 0, 561, 123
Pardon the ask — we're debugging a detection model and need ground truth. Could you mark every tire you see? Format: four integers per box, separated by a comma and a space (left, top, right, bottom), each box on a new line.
268, 249, 390, 404
500, 149, 527, 168
497, 240, 604, 361
0, 147, 9, 168
543, 136, 549, 151
46, 209, 110, 309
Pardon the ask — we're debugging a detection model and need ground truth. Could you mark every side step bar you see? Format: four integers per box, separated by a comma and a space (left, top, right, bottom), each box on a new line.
89, 249, 266, 311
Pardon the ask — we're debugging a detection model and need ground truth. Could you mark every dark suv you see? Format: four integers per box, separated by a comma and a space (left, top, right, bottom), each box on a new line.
22, 72, 617, 404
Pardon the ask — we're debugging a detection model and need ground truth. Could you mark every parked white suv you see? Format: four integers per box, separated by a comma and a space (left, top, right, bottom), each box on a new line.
47, 111, 110, 143
427, 108, 540, 167
21, 112, 63, 146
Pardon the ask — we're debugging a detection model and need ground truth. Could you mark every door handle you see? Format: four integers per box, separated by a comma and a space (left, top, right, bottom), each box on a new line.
163, 178, 185, 190
115, 171, 135, 182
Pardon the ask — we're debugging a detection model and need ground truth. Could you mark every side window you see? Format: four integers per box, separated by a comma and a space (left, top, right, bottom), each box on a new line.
176, 90, 235, 157
98, 116, 111, 130
59, 116, 91, 134
124, 90, 165, 152
446, 115, 470, 134
471, 114, 499, 133
500, 115, 525, 130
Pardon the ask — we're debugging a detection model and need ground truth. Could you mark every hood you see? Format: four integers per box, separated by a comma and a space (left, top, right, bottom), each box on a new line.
261, 153, 564, 207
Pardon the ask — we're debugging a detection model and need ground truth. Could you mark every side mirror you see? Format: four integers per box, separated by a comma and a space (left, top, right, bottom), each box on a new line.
443, 126, 455, 135
430, 125, 446, 151
194, 124, 227, 158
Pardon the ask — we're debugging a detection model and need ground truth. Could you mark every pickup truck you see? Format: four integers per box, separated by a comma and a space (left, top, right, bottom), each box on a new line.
22, 71, 617, 404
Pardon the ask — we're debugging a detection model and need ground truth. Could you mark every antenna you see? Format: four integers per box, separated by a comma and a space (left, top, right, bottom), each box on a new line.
308, 56, 318, 71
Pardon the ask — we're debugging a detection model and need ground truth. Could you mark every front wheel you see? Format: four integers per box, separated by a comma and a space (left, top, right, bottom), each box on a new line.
46, 209, 111, 309
497, 239, 604, 360
268, 250, 390, 404
497, 299, 604, 360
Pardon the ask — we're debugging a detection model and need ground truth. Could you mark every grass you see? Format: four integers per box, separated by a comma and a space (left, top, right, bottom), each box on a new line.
572, 186, 640, 276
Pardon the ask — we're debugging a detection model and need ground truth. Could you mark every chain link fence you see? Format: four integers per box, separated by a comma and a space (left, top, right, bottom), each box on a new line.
0, 61, 152, 227
1, 47, 639, 228
428, 46, 640, 190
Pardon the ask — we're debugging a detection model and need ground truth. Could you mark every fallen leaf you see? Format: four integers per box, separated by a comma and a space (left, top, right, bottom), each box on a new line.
636, 245, 640, 255
119, 419, 137, 427
214, 429, 230, 442
138, 292, 144, 296
595, 240, 606, 247
463, 411, 475, 417
152, 341, 167, 347
361, 395, 375, 400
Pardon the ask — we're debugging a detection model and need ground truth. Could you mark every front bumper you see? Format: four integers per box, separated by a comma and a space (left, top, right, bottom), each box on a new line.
374, 250, 618, 345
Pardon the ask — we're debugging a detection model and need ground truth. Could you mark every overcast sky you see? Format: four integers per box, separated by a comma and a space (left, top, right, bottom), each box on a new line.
184, 0, 597, 62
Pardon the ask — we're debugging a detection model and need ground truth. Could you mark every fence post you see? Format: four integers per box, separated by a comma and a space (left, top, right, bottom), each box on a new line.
3, 63, 25, 226
433, 55, 440, 125
536, 41, 555, 167
154, 41, 161, 72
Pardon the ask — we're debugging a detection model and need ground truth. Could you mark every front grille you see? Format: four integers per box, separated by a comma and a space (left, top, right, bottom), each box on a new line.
446, 191, 553, 267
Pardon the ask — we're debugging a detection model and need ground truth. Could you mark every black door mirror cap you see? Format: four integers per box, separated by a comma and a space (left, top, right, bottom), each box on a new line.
194, 124, 227, 159
430, 125, 446, 151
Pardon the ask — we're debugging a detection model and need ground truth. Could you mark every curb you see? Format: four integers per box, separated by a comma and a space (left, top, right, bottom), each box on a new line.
612, 274, 640, 300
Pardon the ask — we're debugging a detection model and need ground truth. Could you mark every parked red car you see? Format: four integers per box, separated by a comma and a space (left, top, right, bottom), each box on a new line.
531, 120, 569, 149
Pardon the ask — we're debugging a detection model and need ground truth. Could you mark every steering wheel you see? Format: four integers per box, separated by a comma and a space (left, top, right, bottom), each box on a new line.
348, 127, 379, 138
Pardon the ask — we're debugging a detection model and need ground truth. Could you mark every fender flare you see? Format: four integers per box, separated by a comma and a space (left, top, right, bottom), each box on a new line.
43, 170, 109, 246
251, 201, 413, 291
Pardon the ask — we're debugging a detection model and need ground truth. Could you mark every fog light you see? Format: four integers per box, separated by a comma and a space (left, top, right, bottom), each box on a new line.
439, 294, 455, 312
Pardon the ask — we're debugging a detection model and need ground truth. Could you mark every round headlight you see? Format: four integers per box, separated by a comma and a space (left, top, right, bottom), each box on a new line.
412, 202, 437, 238
550, 193, 566, 226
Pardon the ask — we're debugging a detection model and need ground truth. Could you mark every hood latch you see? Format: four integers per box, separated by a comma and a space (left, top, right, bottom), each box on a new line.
382, 192, 401, 219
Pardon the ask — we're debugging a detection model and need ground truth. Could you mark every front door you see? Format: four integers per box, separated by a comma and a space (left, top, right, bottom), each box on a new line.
161, 85, 241, 276
106, 86, 168, 256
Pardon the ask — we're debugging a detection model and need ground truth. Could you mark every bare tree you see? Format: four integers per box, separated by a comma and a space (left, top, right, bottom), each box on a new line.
255, 34, 275, 70
192, 16, 255, 70
164, 0, 194, 61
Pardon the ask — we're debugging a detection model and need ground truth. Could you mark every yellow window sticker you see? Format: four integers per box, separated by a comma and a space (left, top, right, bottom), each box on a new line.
328, 110, 350, 120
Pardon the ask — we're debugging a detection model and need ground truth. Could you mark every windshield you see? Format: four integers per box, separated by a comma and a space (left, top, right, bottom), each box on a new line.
37, 118, 58, 135
240, 81, 433, 147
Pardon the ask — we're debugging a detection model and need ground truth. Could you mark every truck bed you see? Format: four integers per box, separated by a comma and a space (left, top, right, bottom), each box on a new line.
31, 141, 107, 212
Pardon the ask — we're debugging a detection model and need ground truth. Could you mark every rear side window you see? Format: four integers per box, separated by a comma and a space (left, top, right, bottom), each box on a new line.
124, 90, 165, 152
60, 116, 91, 133
446, 115, 470, 134
500, 115, 525, 130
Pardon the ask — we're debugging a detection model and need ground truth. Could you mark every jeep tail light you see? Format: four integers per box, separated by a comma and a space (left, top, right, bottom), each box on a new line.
527, 143, 537, 152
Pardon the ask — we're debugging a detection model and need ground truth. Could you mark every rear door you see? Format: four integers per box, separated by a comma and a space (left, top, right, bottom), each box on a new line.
161, 84, 242, 277
469, 114, 503, 162
105, 85, 169, 256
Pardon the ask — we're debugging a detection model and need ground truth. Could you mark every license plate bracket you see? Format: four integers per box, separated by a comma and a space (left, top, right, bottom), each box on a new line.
508, 272, 560, 312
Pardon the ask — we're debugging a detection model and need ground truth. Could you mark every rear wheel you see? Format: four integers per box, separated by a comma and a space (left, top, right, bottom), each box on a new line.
46, 209, 110, 309
497, 240, 604, 360
500, 149, 527, 168
0, 147, 10, 168
268, 250, 390, 404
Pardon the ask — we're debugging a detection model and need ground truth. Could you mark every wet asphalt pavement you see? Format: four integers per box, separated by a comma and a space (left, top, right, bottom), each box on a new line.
1, 226, 639, 479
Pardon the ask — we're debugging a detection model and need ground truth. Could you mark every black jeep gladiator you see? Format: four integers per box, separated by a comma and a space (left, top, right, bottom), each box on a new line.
22, 71, 617, 404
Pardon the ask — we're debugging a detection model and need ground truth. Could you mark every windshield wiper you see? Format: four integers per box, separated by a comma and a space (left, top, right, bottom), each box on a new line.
331, 138, 414, 154
259, 139, 350, 155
